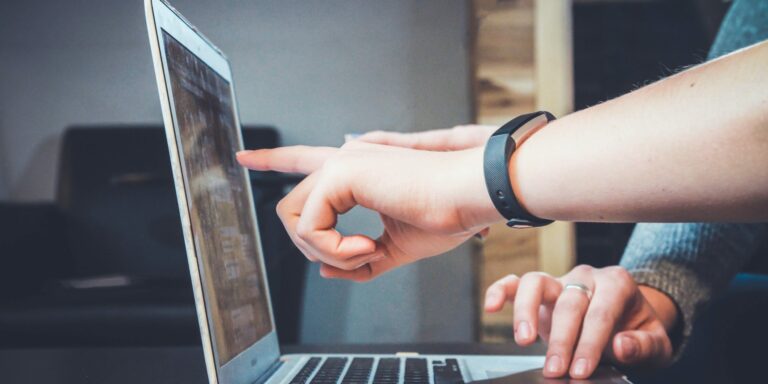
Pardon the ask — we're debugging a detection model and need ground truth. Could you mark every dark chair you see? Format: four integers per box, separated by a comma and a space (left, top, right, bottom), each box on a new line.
0, 126, 306, 346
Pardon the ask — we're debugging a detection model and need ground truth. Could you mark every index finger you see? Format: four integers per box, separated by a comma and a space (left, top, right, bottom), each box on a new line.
236, 146, 338, 174
484, 274, 521, 312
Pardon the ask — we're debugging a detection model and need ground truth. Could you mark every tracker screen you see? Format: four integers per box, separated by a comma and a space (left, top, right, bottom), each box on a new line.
162, 31, 272, 364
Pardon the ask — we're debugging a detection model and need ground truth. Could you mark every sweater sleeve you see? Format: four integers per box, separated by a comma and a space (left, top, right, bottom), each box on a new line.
620, 223, 767, 353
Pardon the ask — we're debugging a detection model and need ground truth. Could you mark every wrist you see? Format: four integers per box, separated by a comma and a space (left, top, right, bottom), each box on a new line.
638, 285, 680, 333
506, 119, 558, 221
451, 147, 505, 231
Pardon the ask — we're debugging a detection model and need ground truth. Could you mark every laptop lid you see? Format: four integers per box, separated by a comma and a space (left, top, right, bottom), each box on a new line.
145, 1, 280, 383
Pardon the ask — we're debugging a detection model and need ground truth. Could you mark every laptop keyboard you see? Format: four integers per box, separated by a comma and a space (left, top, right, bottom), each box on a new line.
291, 357, 464, 384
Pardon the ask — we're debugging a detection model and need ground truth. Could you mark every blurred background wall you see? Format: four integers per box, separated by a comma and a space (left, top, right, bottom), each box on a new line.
0, 0, 474, 343
0, 133, 6, 199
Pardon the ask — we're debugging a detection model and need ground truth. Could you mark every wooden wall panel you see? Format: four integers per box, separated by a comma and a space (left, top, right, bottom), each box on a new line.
471, 0, 575, 342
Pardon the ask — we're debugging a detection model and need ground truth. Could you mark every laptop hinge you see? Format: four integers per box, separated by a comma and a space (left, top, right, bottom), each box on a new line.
253, 359, 284, 384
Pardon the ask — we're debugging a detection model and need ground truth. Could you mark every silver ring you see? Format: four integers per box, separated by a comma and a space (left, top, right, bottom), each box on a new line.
563, 283, 593, 301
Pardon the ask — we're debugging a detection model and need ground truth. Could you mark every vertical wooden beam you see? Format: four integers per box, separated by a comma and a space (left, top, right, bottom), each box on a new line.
471, 0, 538, 342
470, 0, 576, 341
535, 0, 576, 276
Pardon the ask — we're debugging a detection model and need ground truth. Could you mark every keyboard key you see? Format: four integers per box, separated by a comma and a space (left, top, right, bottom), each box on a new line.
290, 357, 322, 384
404, 358, 429, 384
373, 358, 400, 384
432, 358, 464, 384
311, 357, 349, 384
341, 357, 374, 384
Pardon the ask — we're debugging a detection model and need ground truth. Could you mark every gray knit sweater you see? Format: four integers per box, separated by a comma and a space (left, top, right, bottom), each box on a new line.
620, 0, 768, 348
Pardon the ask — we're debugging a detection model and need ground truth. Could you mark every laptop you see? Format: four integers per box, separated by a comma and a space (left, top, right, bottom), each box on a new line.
144, 1, 548, 383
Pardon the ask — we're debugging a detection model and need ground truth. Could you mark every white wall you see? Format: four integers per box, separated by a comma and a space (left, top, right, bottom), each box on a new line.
0, 0, 474, 343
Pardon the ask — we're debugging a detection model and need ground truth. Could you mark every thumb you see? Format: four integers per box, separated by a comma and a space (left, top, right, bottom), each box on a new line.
318, 237, 403, 282
611, 328, 673, 366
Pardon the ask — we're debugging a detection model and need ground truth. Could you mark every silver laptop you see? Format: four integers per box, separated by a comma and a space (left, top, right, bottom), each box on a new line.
145, 1, 545, 383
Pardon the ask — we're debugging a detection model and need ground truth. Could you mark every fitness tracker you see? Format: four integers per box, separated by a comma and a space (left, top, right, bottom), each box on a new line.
483, 111, 555, 228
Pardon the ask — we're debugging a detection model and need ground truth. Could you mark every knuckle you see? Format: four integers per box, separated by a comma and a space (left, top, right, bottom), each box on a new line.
521, 271, 547, 286
572, 264, 593, 275
603, 267, 635, 297
275, 199, 289, 217
501, 274, 520, 284
605, 266, 632, 282
295, 222, 312, 239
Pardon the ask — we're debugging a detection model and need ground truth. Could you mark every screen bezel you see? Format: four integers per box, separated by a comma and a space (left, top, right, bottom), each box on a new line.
145, 1, 281, 383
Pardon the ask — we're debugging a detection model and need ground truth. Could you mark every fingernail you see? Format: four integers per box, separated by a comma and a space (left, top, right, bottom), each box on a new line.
621, 335, 638, 359
572, 358, 589, 377
516, 321, 531, 341
545, 355, 562, 374
235, 150, 251, 156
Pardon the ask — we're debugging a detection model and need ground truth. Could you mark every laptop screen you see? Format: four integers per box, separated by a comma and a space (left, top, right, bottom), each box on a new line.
162, 31, 273, 365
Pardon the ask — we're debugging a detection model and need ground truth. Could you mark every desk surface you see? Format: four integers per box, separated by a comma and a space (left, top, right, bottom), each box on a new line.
0, 343, 549, 384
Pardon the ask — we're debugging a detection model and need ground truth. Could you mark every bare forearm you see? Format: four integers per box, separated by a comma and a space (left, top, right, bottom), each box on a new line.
512, 40, 768, 222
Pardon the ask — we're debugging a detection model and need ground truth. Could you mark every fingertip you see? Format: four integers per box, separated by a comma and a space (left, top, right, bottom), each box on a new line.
612, 332, 640, 363
514, 321, 535, 345
320, 263, 375, 282
319, 264, 333, 279
569, 358, 594, 380
338, 235, 377, 256
235, 149, 264, 168
483, 301, 499, 313
235, 151, 249, 165
542, 355, 566, 378
483, 287, 504, 312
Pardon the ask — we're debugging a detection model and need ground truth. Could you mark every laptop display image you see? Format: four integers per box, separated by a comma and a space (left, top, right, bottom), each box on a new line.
163, 30, 272, 364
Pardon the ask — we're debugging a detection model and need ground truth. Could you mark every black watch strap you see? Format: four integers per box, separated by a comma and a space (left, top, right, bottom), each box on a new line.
483, 111, 555, 228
